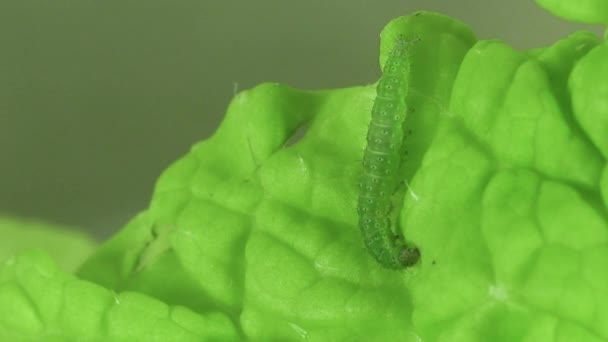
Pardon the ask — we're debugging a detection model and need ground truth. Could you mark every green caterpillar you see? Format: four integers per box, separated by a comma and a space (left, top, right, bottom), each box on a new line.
357, 36, 420, 269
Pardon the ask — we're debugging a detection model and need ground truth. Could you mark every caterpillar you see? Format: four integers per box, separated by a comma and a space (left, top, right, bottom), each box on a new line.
357, 36, 420, 269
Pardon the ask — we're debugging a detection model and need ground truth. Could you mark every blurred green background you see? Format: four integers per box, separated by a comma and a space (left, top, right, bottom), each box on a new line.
0, 0, 602, 240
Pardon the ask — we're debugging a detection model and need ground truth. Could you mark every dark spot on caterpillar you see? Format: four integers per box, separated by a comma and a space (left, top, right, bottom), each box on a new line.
398, 246, 420, 267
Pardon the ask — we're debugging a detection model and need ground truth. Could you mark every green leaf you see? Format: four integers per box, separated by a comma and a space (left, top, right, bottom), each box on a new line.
535, 0, 608, 24
0, 250, 240, 341
0, 215, 96, 272
407, 31, 606, 341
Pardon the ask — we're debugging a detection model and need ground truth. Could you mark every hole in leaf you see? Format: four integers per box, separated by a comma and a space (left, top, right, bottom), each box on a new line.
284, 123, 309, 147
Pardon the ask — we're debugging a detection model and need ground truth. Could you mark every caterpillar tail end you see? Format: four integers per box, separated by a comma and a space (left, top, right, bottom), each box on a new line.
397, 245, 420, 268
